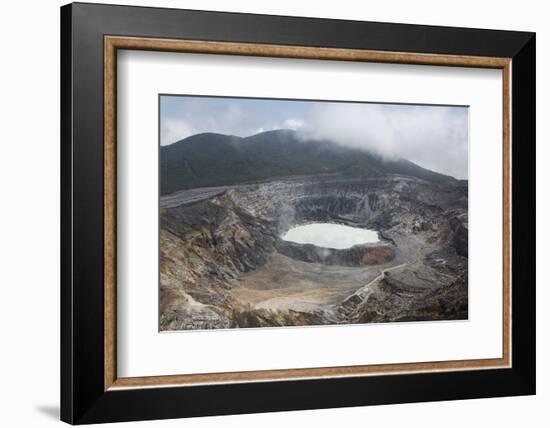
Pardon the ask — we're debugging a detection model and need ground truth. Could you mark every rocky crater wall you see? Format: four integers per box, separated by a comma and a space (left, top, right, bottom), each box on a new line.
159, 175, 469, 330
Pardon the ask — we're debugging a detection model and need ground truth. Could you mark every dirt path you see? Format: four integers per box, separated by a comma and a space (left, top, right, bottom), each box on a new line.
362, 261, 411, 290
357, 244, 423, 292
233, 247, 424, 314
336, 246, 424, 314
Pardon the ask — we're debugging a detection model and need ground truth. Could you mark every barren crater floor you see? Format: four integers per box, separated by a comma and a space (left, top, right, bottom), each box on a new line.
159, 175, 468, 331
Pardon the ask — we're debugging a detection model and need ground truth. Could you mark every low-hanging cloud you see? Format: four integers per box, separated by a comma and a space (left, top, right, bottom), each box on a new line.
160, 96, 309, 146
161, 101, 254, 144
161, 96, 469, 179
298, 103, 468, 179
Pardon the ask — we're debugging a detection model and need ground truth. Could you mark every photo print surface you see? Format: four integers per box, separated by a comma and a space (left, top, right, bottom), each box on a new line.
159, 95, 469, 331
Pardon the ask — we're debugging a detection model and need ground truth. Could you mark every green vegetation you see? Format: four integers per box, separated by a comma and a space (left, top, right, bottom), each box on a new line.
160, 129, 453, 195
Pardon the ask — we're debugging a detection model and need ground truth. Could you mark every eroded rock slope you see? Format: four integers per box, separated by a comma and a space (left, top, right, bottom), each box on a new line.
160, 175, 468, 330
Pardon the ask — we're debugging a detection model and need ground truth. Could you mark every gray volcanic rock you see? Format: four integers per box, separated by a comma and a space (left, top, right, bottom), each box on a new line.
275, 240, 395, 267
162, 198, 278, 277
450, 212, 469, 257
159, 174, 468, 330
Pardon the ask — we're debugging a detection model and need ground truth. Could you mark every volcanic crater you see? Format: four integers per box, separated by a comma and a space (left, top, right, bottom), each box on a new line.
159, 173, 468, 331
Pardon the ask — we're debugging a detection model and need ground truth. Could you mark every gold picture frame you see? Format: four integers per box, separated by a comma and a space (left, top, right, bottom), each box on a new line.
103, 36, 512, 391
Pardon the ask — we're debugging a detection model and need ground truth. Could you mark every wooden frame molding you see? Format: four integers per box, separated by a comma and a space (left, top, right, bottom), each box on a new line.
104, 35, 513, 391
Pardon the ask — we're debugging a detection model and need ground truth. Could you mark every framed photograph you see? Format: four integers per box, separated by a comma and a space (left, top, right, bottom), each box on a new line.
61, 2, 535, 424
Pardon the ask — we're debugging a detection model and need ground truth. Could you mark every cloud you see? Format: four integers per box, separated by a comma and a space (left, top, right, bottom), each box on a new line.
282, 118, 306, 130
160, 118, 196, 146
297, 103, 468, 179
160, 100, 257, 145
160, 96, 468, 179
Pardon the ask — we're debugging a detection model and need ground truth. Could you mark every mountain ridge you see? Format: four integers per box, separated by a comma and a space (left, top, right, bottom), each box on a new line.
160, 129, 455, 195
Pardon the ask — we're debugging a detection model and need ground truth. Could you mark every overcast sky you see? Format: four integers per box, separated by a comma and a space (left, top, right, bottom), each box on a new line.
160, 95, 469, 179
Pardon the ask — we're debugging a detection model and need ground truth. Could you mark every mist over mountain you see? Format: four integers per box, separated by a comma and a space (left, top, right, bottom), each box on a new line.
160, 129, 455, 195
